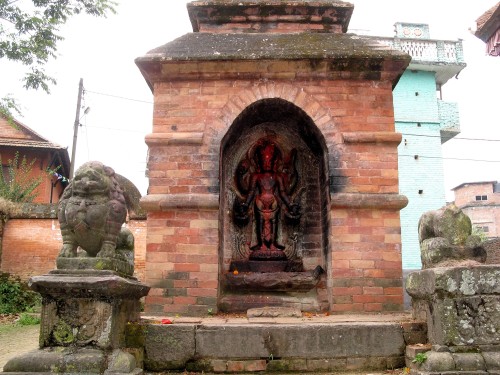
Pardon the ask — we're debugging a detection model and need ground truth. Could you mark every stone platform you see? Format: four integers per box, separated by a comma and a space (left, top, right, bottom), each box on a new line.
131, 312, 426, 373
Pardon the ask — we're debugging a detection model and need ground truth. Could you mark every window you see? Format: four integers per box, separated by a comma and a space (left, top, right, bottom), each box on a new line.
475, 195, 488, 201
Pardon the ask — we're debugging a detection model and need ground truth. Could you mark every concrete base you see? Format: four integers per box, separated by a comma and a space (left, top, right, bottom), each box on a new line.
133, 313, 427, 373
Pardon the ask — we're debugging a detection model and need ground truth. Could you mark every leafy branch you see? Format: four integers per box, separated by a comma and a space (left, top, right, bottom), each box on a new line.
0, 0, 116, 119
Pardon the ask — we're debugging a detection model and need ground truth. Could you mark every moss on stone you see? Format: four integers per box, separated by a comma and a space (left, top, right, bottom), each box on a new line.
185, 359, 213, 372
53, 320, 74, 345
125, 322, 146, 348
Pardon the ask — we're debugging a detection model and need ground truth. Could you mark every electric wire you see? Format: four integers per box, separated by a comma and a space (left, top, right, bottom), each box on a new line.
403, 132, 500, 142
81, 88, 500, 164
84, 89, 153, 104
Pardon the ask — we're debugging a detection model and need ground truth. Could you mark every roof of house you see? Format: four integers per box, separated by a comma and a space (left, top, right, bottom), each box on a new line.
0, 116, 70, 178
451, 181, 498, 191
475, 2, 500, 43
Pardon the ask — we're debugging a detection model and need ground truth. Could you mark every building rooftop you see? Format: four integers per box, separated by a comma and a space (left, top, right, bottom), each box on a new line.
452, 181, 498, 191
187, 0, 354, 33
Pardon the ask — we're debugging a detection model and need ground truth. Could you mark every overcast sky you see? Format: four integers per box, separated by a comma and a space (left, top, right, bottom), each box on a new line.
1, 0, 498, 200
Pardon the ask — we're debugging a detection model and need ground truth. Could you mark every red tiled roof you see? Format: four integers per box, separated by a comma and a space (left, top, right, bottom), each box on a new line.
0, 138, 66, 150
477, 2, 500, 30
475, 2, 500, 44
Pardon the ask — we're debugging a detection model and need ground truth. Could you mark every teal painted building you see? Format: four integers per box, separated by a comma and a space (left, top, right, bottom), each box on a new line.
376, 23, 466, 270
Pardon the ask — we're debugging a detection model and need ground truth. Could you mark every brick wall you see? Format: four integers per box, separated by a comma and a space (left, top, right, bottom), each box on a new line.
454, 182, 500, 207
454, 182, 500, 238
143, 78, 406, 314
330, 208, 403, 312
0, 218, 147, 281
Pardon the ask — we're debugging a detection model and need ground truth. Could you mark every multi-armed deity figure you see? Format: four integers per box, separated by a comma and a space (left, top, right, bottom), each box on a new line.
234, 137, 301, 260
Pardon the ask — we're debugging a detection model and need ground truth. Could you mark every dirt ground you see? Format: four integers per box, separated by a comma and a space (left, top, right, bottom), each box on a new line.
0, 321, 39, 371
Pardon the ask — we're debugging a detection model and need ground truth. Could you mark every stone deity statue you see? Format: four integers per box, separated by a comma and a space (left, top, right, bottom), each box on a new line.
234, 138, 301, 260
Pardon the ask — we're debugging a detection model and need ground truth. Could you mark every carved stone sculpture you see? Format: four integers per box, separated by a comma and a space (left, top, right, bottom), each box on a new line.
417, 203, 486, 268
233, 137, 301, 261
406, 205, 500, 375
57, 161, 128, 259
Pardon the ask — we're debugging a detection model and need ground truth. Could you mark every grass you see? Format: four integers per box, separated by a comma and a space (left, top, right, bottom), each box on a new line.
0, 321, 39, 336
17, 313, 40, 326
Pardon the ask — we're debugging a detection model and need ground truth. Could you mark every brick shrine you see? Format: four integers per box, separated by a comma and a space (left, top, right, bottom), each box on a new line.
136, 0, 411, 315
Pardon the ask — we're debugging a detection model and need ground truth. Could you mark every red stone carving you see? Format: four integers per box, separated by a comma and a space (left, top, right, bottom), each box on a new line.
234, 138, 301, 261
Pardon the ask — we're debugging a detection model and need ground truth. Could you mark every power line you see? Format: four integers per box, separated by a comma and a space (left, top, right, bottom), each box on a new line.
402, 132, 500, 143
400, 154, 500, 163
84, 125, 146, 133
84, 89, 153, 104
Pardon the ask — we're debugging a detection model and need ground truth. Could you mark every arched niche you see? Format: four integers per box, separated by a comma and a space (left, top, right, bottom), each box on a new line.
219, 98, 331, 309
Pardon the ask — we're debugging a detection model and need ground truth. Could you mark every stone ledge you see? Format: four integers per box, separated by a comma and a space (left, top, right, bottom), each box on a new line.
140, 321, 407, 371
342, 131, 402, 145
8, 203, 58, 219
145, 132, 204, 146
140, 194, 219, 211
223, 269, 323, 292
29, 271, 150, 299
331, 192, 408, 210
56, 256, 134, 277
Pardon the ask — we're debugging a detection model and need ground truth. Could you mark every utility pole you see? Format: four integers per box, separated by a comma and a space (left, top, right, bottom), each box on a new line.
69, 78, 84, 179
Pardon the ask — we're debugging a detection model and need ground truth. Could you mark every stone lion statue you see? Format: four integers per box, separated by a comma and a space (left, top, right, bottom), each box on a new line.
418, 204, 486, 268
57, 161, 128, 259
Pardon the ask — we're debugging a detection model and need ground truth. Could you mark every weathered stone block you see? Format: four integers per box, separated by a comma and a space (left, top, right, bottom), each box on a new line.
452, 353, 485, 371
195, 323, 405, 359
3, 348, 106, 374
105, 349, 137, 374
421, 351, 455, 372
247, 306, 301, 318
406, 266, 500, 347
483, 352, 500, 370
143, 324, 195, 371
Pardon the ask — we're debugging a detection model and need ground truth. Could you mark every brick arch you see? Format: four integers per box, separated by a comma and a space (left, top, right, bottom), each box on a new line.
217, 90, 333, 312
215, 82, 337, 146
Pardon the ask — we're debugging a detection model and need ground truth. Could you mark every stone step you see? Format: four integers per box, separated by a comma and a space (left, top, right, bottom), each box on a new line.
130, 315, 428, 373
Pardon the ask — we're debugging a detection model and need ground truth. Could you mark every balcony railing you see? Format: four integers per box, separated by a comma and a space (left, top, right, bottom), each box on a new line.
376, 37, 465, 64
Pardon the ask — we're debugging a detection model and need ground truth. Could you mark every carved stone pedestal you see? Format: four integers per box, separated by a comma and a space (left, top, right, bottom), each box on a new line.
406, 265, 500, 374
3, 270, 150, 374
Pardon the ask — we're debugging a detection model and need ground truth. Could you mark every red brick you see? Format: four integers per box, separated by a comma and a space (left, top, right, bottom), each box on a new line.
174, 263, 200, 272
332, 287, 362, 296
331, 303, 364, 312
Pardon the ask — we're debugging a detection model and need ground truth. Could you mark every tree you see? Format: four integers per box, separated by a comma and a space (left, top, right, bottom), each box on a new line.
0, 0, 116, 119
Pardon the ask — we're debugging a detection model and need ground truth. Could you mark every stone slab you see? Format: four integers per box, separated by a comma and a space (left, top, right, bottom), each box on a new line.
56, 257, 134, 277
3, 348, 105, 373
143, 324, 195, 371
223, 270, 322, 292
29, 271, 150, 299
196, 322, 405, 358
247, 307, 302, 318
142, 321, 407, 371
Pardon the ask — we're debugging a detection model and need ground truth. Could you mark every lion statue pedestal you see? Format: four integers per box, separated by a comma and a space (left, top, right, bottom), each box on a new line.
3, 162, 150, 375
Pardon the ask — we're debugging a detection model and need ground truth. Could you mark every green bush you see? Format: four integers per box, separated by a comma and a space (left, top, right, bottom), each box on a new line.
0, 273, 41, 314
